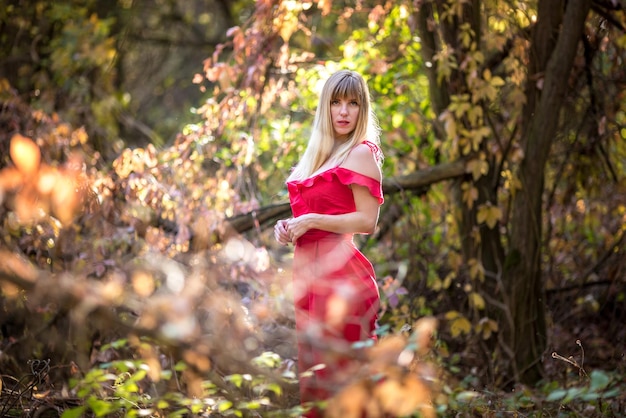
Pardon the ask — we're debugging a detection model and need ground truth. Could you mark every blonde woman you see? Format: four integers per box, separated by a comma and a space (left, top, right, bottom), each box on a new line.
274, 70, 384, 414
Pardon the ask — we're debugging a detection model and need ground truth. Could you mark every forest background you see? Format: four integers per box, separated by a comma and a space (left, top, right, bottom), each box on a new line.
0, 0, 625, 417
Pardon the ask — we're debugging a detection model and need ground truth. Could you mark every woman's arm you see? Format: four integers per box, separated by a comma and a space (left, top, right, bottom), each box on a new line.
286, 143, 382, 242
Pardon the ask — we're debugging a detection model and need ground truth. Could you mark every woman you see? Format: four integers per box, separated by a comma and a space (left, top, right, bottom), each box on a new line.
274, 70, 384, 413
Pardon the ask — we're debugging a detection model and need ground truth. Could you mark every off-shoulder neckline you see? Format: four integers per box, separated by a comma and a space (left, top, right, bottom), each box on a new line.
289, 141, 381, 184
287, 166, 380, 185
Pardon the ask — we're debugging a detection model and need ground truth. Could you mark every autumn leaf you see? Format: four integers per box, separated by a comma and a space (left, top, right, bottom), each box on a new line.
466, 103, 483, 125
477, 317, 499, 339
434, 47, 458, 84
467, 126, 491, 152
132, 270, 156, 297
10, 134, 41, 176
367, 335, 406, 370
482, 68, 505, 101
326, 380, 370, 418
466, 157, 489, 181
502, 169, 522, 197
375, 375, 435, 418
277, 1, 300, 42
485, 33, 508, 52
317, 0, 332, 16
37, 166, 64, 196
461, 181, 478, 209
459, 23, 473, 48
449, 94, 471, 118
477, 203, 502, 229
468, 257, 485, 282
439, 110, 457, 141
445, 311, 471, 337
469, 292, 486, 310
0, 168, 23, 192
411, 317, 438, 356
51, 175, 80, 225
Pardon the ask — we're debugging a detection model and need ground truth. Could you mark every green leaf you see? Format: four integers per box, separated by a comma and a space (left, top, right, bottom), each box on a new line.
262, 382, 283, 396
252, 351, 281, 368
131, 369, 147, 381
225, 374, 243, 387
563, 387, 585, 403
120, 381, 139, 393
600, 388, 621, 398
170, 408, 190, 417
580, 392, 600, 401
546, 389, 567, 402
589, 370, 610, 392
239, 399, 261, 410
61, 406, 87, 418
87, 397, 112, 417
455, 390, 479, 402
218, 400, 233, 412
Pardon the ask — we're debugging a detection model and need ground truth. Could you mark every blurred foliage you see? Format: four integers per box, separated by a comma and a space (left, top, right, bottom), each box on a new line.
1, 0, 626, 417
0, 0, 254, 157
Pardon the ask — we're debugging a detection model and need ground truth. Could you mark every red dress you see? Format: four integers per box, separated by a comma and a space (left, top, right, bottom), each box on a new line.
286, 142, 384, 413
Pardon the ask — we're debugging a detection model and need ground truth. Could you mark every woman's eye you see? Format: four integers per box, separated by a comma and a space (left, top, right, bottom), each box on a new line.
350, 101, 359, 106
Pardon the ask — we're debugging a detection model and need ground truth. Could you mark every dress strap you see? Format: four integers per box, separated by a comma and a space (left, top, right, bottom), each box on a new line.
359, 140, 384, 164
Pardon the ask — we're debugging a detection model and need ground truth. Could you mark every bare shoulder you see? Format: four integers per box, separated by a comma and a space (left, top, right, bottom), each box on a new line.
341, 143, 382, 181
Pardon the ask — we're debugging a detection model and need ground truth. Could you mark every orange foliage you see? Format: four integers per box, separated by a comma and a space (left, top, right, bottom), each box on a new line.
325, 317, 439, 418
9, 133, 41, 176
0, 134, 84, 225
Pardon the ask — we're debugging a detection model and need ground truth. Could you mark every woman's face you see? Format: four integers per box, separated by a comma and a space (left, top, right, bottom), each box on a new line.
330, 96, 360, 141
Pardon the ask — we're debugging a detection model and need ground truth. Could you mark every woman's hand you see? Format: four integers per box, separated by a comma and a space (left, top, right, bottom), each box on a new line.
274, 219, 292, 245
286, 214, 315, 243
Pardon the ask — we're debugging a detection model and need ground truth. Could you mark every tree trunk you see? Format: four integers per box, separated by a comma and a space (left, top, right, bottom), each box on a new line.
506, 0, 591, 384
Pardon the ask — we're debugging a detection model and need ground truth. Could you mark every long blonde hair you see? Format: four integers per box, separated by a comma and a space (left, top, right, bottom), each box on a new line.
287, 70, 381, 181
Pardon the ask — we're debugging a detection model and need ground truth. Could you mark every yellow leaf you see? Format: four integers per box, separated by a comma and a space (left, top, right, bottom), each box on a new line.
467, 258, 485, 281
477, 204, 502, 229
616, 34, 626, 49
485, 33, 508, 52
467, 104, 483, 126
466, 158, 489, 181
449, 94, 471, 118
471, 226, 482, 246
434, 48, 458, 84
477, 317, 499, 339
490, 75, 505, 87
449, 315, 472, 338
503, 169, 522, 197
469, 292, 485, 310
444, 310, 461, 320
461, 182, 478, 209
442, 272, 454, 290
